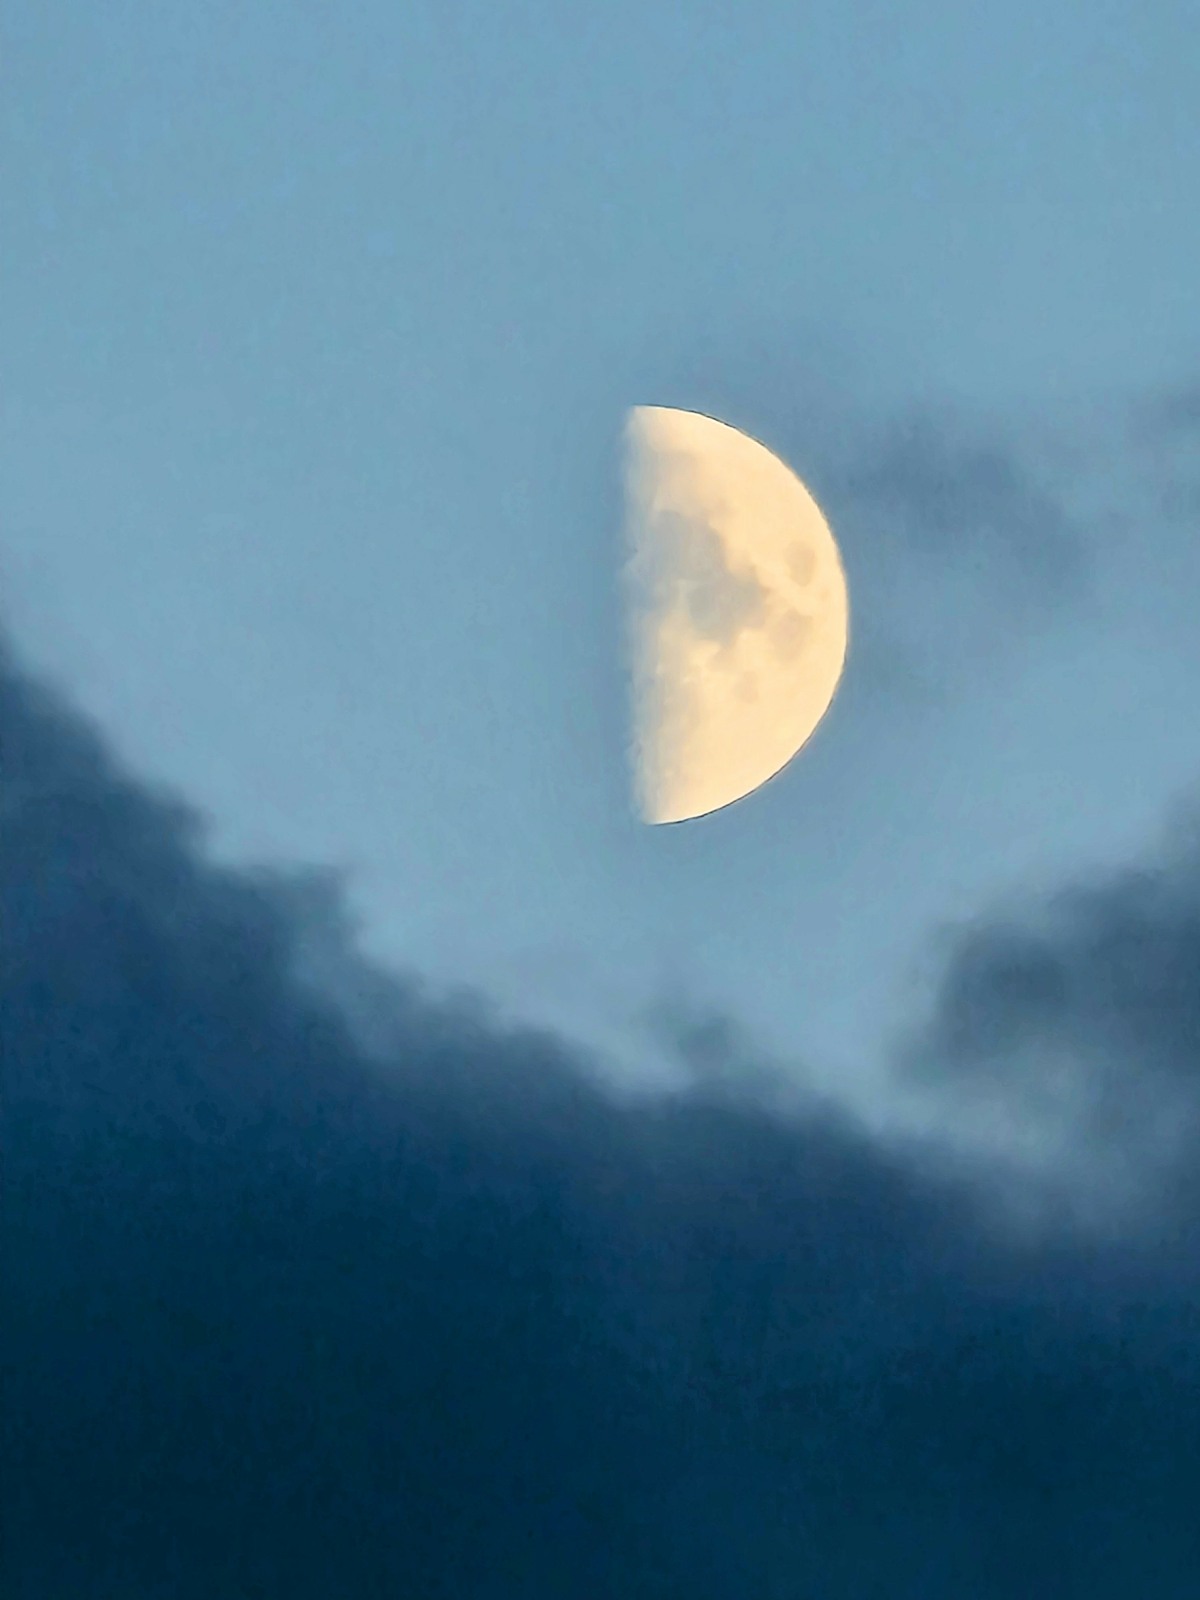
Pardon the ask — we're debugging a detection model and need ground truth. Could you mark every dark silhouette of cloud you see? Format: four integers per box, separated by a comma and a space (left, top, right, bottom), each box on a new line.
899, 814, 1200, 1229
4, 629, 1200, 1597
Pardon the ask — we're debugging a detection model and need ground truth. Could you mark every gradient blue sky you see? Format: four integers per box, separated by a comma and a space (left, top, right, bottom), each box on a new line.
4, 0, 1199, 1137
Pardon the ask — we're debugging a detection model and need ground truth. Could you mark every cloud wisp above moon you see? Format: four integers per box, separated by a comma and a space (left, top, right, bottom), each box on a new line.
622, 406, 849, 824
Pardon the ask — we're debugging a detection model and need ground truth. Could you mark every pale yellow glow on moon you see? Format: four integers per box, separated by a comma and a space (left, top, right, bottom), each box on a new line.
623, 406, 849, 824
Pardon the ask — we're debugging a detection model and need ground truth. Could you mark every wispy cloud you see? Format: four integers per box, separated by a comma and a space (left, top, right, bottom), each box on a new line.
800, 400, 1100, 704
1126, 372, 1200, 521
1137, 379, 1200, 440
897, 803, 1200, 1225
839, 410, 1086, 588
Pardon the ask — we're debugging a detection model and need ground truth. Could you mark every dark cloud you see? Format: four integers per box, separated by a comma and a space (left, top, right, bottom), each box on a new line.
838, 412, 1085, 589
900, 813, 1200, 1226
4, 631, 1200, 1597
800, 404, 1096, 702
1127, 375, 1200, 522
1137, 380, 1200, 440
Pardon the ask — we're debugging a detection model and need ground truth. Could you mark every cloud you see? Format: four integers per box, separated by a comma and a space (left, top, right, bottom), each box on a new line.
5, 629, 1200, 1597
838, 411, 1085, 587
898, 806, 1200, 1225
1137, 380, 1200, 440
1129, 375, 1200, 523
828, 409, 1091, 688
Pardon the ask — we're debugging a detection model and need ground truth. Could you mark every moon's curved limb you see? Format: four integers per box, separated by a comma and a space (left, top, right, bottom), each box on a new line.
623, 406, 849, 824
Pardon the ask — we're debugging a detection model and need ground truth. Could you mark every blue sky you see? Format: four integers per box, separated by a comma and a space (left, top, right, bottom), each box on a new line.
4, 0, 1199, 1129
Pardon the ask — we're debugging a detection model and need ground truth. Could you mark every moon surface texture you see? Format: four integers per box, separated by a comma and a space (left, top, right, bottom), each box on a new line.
623, 406, 849, 825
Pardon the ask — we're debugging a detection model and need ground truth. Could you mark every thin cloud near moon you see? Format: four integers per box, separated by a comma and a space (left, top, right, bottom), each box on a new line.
622, 406, 850, 824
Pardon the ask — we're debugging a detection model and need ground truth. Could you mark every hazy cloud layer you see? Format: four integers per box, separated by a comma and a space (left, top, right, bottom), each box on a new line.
1131, 374, 1200, 522
898, 809, 1200, 1225
1139, 380, 1200, 438
839, 412, 1085, 588
818, 406, 1095, 700
4, 629, 1200, 1597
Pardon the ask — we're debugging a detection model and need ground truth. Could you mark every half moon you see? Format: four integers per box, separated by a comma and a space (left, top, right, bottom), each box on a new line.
622, 405, 849, 824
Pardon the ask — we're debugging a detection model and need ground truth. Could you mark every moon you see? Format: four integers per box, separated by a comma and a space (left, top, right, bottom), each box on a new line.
622, 406, 849, 825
